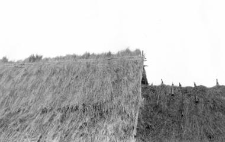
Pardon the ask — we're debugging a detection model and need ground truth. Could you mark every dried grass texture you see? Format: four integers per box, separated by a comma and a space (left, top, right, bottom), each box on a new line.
0, 50, 143, 142
137, 85, 225, 142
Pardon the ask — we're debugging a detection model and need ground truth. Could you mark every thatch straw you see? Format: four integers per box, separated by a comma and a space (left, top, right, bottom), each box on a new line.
0, 49, 144, 142
137, 85, 225, 142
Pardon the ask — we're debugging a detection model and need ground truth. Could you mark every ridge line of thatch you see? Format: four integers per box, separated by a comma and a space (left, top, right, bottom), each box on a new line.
150, 84, 225, 89
0, 56, 143, 67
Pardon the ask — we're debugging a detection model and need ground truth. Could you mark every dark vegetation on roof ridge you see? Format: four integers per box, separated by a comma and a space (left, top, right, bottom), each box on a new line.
0, 48, 142, 64
147, 84, 225, 89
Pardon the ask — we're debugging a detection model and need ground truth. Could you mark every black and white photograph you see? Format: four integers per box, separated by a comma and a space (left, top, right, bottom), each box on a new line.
0, 0, 225, 141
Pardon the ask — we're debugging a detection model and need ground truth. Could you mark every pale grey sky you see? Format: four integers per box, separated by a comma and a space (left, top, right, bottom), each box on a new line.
0, 0, 225, 87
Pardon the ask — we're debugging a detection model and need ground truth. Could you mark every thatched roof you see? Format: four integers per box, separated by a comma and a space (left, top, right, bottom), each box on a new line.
137, 85, 225, 142
0, 49, 144, 142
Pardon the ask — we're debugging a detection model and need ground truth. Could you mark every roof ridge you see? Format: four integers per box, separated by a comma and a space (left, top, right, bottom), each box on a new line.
0, 56, 143, 67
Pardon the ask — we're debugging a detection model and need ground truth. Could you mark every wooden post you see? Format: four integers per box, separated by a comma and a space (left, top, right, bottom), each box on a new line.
194, 82, 197, 87
216, 79, 219, 86
161, 79, 164, 85
171, 83, 174, 95
132, 50, 145, 142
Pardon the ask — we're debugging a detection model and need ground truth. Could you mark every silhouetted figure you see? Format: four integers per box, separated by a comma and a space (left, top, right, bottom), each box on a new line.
179, 82, 182, 87
216, 79, 219, 86
161, 79, 164, 85
194, 82, 197, 87
151, 83, 153, 86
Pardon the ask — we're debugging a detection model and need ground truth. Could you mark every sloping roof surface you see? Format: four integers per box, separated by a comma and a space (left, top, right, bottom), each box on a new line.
0, 50, 143, 142
137, 85, 225, 142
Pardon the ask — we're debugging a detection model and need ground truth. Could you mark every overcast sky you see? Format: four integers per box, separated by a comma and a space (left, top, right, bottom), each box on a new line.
0, 0, 225, 87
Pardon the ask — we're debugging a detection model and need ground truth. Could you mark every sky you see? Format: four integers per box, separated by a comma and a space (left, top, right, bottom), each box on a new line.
0, 0, 225, 87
